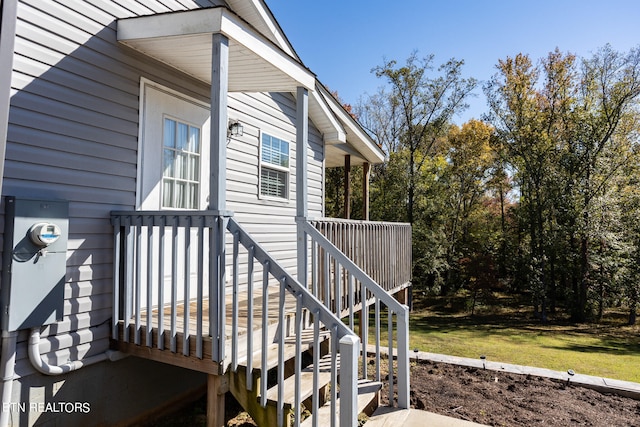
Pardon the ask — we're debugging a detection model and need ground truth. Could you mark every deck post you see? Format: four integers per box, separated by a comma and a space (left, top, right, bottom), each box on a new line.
296, 86, 309, 288
344, 154, 351, 219
209, 32, 229, 212
207, 374, 226, 427
362, 162, 370, 221
396, 305, 410, 408
209, 33, 229, 365
339, 334, 359, 427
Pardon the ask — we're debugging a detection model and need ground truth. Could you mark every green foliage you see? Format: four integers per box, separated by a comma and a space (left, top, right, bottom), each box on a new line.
338, 46, 640, 321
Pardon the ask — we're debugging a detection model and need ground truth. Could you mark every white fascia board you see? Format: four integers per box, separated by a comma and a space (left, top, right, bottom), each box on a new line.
319, 86, 385, 164
309, 88, 345, 145
117, 8, 315, 91
117, 8, 225, 40
252, 0, 297, 58
220, 12, 315, 90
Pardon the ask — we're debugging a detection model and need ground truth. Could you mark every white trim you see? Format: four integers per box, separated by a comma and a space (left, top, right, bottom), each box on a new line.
258, 129, 291, 203
136, 78, 210, 210
0, 0, 18, 196
117, 8, 315, 92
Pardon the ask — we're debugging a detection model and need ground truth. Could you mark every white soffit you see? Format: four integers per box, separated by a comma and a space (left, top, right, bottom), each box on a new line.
117, 7, 315, 92
319, 86, 385, 165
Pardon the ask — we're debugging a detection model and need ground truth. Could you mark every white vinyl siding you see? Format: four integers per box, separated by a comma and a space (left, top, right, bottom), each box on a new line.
5, 0, 223, 407
4, 1, 325, 424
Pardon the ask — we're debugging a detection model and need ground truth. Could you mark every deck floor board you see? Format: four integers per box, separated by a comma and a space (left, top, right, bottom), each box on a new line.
115, 286, 300, 373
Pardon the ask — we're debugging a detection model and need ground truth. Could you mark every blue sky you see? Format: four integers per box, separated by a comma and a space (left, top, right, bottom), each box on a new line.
266, 1, 640, 124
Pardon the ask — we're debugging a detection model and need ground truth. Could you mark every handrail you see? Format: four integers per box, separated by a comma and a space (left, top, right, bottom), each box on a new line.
227, 218, 359, 427
302, 220, 410, 409
111, 211, 361, 427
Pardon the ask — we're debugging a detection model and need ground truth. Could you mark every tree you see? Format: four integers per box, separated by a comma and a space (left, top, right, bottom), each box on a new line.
371, 52, 477, 224
485, 45, 640, 321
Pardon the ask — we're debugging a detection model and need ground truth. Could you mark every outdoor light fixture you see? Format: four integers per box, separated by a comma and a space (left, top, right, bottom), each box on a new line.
480, 355, 486, 369
567, 369, 575, 385
228, 120, 244, 137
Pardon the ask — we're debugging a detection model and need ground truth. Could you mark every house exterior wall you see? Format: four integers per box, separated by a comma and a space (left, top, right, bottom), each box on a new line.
0, 0, 325, 425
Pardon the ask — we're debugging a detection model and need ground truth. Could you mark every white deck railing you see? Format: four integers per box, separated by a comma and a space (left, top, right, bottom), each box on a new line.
111, 211, 410, 426
301, 219, 410, 410
309, 218, 412, 294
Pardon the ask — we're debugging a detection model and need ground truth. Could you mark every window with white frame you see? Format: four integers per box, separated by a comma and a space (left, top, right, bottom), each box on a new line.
162, 117, 201, 209
260, 133, 290, 199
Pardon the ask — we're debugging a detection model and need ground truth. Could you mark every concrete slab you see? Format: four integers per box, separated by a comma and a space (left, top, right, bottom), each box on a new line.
366, 407, 489, 427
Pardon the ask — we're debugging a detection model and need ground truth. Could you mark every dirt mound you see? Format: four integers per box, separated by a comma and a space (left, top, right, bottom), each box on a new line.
380, 359, 640, 426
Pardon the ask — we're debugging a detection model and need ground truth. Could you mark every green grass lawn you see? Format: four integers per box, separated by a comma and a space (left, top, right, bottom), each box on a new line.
378, 292, 640, 383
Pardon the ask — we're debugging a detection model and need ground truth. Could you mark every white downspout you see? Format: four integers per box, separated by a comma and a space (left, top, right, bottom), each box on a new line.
28, 328, 127, 376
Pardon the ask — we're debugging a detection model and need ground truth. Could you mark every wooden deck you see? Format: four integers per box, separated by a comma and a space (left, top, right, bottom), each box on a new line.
114, 286, 299, 375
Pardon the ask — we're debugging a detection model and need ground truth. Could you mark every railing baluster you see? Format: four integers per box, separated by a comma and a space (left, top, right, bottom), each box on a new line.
348, 272, 354, 330
311, 309, 320, 427
196, 216, 204, 359
210, 218, 217, 361
330, 324, 338, 427
183, 216, 191, 356
388, 308, 393, 405
323, 250, 330, 310
362, 287, 368, 380
146, 218, 153, 347
123, 220, 133, 343
335, 261, 341, 316
260, 261, 269, 408
246, 246, 255, 391
375, 297, 381, 382
112, 217, 121, 341
135, 218, 142, 345
232, 231, 240, 371
311, 239, 317, 297
277, 277, 286, 427
218, 215, 227, 364
158, 216, 165, 350
170, 217, 178, 353
294, 292, 303, 427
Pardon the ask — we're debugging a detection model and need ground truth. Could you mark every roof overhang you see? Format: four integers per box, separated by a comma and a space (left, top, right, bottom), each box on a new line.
117, 7, 315, 92
319, 85, 385, 167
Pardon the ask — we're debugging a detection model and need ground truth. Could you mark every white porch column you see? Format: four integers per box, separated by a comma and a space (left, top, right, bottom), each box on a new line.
208, 33, 229, 368
296, 87, 309, 287
209, 33, 229, 211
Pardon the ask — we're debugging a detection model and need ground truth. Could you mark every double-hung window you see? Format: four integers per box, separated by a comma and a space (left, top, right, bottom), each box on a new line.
260, 133, 290, 200
162, 117, 201, 209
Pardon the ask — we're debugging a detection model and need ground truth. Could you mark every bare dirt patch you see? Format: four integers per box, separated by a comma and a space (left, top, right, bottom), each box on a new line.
383, 359, 640, 426
148, 358, 640, 426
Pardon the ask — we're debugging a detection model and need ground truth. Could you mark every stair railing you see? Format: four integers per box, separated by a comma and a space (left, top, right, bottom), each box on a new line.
302, 219, 410, 410
112, 211, 381, 426
226, 218, 359, 427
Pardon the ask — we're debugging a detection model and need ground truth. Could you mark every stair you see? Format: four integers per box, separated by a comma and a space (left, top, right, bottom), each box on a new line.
229, 326, 381, 427
299, 379, 383, 427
